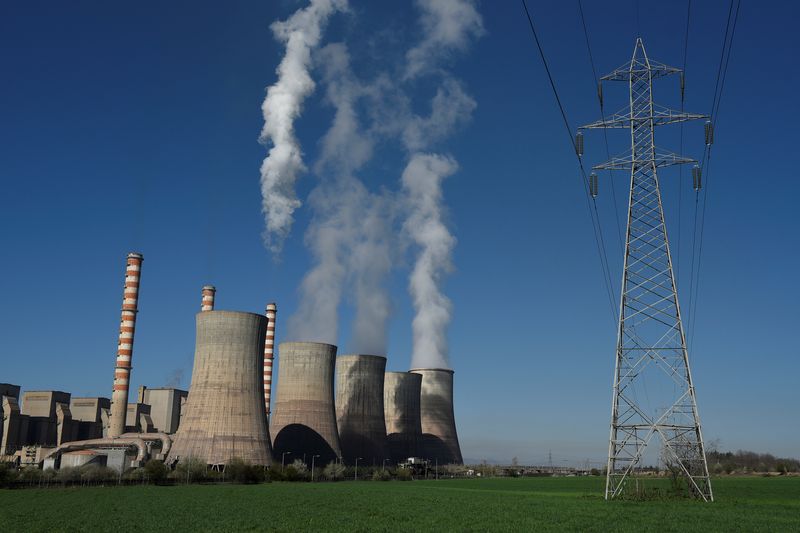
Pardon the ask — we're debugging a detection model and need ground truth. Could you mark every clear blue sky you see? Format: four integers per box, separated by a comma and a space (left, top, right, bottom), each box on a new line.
2, 1, 797, 464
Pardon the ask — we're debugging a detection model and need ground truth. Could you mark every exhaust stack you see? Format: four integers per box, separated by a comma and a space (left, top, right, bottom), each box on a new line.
263, 303, 277, 418
110, 252, 143, 438
201, 285, 216, 312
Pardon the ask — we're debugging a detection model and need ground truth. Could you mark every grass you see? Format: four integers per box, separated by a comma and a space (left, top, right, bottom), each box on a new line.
1, 476, 799, 532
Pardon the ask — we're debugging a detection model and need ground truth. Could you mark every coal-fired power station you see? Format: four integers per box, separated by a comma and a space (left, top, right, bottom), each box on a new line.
411, 368, 463, 465
270, 342, 342, 464
383, 371, 423, 464
167, 310, 272, 466
3, 252, 467, 474
335, 355, 387, 465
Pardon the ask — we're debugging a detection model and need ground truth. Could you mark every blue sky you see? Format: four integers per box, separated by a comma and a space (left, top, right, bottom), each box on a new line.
1, 1, 797, 464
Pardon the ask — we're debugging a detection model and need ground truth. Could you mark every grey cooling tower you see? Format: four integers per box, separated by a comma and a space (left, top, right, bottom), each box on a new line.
270, 342, 341, 464
410, 368, 463, 465
335, 354, 387, 465
167, 311, 272, 466
383, 371, 423, 464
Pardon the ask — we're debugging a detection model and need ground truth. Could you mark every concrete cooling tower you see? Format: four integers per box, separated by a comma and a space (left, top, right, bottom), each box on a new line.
167, 310, 272, 466
383, 371, 423, 464
335, 355, 387, 465
270, 342, 341, 464
410, 368, 463, 465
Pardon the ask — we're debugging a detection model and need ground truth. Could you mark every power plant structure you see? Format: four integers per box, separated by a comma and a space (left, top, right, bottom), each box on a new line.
167, 309, 272, 466
263, 303, 277, 420
335, 354, 387, 465
411, 368, 463, 465
270, 342, 342, 464
110, 252, 143, 438
383, 371, 423, 464
3, 252, 466, 474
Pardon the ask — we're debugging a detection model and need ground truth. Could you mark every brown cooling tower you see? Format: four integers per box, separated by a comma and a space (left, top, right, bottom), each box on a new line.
410, 368, 463, 465
383, 371, 423, 463
270, 342, 341, 464
167, 311, 271, 466
335, 355, 387, 465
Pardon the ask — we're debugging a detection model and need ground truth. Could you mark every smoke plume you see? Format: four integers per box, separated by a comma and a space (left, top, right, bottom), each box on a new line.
403, 154, 458, 369
259, 0, 347, 255
288, 43, 394, 354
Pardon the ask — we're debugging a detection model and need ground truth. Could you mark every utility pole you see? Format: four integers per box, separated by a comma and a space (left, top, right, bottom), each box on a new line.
579, 38, 713, 502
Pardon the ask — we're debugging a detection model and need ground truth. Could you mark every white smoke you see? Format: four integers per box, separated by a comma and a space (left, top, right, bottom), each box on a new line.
259, 0, 347, 255
401, 0, 482, 369
402, 154, 458, 369
405, 0, 485, 79
288, 43, 394, 354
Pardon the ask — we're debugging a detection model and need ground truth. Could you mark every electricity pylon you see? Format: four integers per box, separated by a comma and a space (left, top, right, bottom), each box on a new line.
579, 39, 713, 501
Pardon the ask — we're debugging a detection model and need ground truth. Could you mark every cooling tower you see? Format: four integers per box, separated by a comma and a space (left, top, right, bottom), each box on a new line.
270, 342, 341, 464
335, 355, 387, 465
167, 311, 271, 466
383, 371, 423, 463
410, 368, 463, 465
110, 252, 143, 438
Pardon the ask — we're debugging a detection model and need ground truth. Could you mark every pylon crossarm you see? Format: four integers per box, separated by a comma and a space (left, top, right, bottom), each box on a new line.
601, 58, 681, 82
594, 149, 696, 170
581, 105, 706, 130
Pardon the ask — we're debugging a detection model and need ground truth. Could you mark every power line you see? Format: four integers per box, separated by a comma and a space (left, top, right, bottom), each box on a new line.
577, 0, 625, 258
676, 0, 692, 285
520, 0, 618, 324
689, 0, 740, 344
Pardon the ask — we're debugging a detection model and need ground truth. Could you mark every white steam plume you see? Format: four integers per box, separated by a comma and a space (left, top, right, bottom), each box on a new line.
259, 0, 347, 255
288, 43, 394, 354
403, 154, 458, 369
405, 0, 484, 79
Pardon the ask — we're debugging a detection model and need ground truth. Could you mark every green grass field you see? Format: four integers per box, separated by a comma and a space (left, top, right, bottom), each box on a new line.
1, 476, 798, 532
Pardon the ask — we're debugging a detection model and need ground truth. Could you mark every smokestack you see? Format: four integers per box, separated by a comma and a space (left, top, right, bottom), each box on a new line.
263, 303, 277, 418
201, 285, 216, 312
167, 311, 272, 466
384, 371, 423, 463
271, 342, 341, 464
335, 354, 387, 465
110, 252, 143, 438
410, 368, 463, 465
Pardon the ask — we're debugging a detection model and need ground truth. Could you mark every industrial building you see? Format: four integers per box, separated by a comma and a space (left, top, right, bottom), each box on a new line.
335, 354, 387, 465
1, 251, 466, 475
167, 310, 273, 466
411, 368, 463, 465
271, 342, 342, 464
384, 371, 423, 463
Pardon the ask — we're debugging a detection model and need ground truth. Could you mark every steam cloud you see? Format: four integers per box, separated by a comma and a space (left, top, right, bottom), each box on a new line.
402, 154, 458, 369
278, 0, 482, 365
259, 0, 347, 255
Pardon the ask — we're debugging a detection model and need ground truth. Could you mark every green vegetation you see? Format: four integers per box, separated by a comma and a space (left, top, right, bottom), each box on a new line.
1, 476, 798, 531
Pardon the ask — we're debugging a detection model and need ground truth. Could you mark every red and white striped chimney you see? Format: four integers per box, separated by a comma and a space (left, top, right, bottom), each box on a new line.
263, 303, 277, 417
201, 285, 216, 312
110, 252, 143, 438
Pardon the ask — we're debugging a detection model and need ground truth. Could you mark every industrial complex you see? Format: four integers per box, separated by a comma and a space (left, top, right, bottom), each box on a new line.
0, 252, 463, 473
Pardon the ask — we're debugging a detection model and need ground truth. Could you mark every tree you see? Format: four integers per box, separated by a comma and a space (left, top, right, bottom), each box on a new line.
323, 462, 345, 481
144, 459, 168, 484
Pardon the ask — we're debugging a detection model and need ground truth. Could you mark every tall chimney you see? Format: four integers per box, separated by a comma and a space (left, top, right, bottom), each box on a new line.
110, 252, 143, 438
263, 303, 277, 417
201, 285, 216, 312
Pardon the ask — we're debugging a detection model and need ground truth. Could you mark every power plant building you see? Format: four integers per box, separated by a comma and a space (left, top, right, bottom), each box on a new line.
383, 371, 423, 463
335, 354, 387, 465
138, 387, 186, 434
167, 310, 272, 466
411, 368, 463, 465
271, 342, 341, 464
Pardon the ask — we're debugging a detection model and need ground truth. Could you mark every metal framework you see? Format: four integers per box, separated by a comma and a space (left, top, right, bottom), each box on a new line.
580, 39, 713, 501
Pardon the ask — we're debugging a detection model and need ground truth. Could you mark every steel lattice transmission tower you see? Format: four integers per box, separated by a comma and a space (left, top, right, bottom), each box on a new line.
579, 39, 713, 501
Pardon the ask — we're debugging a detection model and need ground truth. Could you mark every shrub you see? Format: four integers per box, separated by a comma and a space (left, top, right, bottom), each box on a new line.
284, 459, 310, 481
323, 462, 345, 481
396, 468, 412, 481
590, 468, 601, 476
0, 463, 17, 487
172, 456, 207, 483
226, 458, 266, 484
125, 467, 147, 482
144, 459, 168, 484
56, 466, 81, 485
372, 469, 390, 481
81, 465, 116, 485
